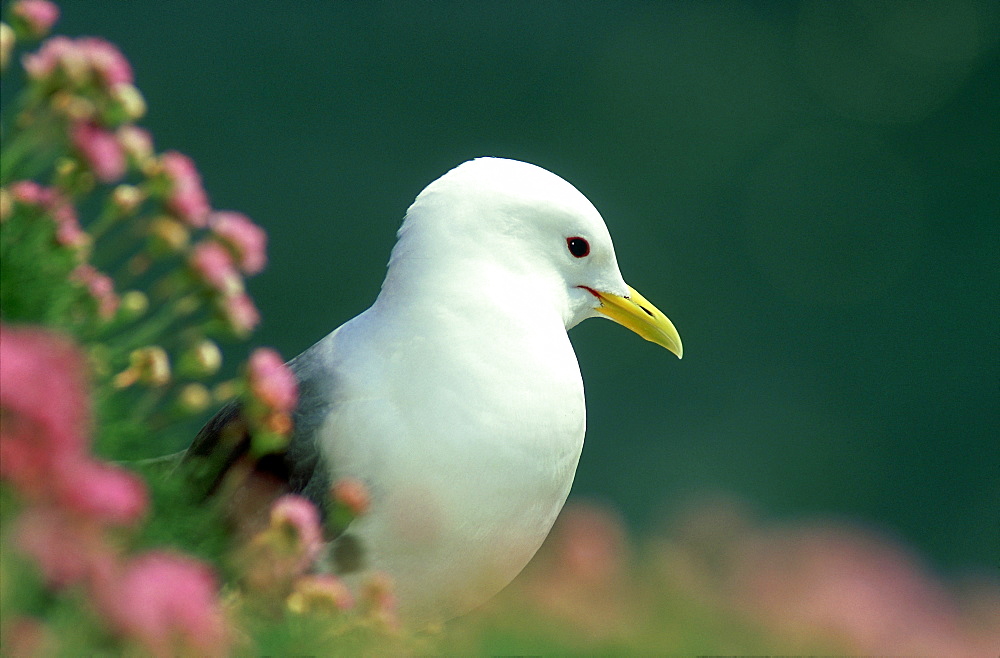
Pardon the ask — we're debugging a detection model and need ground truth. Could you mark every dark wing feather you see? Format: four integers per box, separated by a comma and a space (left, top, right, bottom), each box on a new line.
181, 339, 339, 515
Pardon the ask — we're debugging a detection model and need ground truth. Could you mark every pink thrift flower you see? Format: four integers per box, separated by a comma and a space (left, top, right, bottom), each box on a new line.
0, 325, 89, 497
189, 241, 243, 296
247, 348, 298, 413
22, 35, 70, 81
269, 495, 324, 569
77, 37, 132, 87
221, 291, 260, 336
100, 551, 229, 658
729, 523, 980, 655
71, 264, 119, 318
209, 211, 267, 275
14, 507, 112, 588
55, 459, 147, 526
160, 151, 210, 227
9, 181, 88, 249
51, 200, 88, 250
1, 616, 57, 657
71, 121, 126, 182
10, 179, 53, 205
11, 0, 60, 39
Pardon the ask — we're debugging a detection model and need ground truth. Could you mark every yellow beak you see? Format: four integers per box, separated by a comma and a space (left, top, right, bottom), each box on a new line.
591, 285, 683, 358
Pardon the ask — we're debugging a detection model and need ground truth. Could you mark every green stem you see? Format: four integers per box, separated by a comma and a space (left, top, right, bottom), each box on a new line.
0, 108, 66, 185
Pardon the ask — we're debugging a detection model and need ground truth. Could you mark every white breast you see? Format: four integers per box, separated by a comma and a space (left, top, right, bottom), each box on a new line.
316, 285, 586, 621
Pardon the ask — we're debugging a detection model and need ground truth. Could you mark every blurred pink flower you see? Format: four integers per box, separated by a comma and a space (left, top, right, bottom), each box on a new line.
189, 241, 242, 296
71, 263, 119, 318
221, 291, 260, 336
50, 199, 88, 249
21, 35, 72, 81
55, 459, 148, 526
0, 325, 89, 497
519, 502, 633, 638
71, 121, 126, 182
9, 179, 51, 205
269, 494, 324, 569
332, 477, 371, 517
99, 551, 229, 658
360, 572, 399, 630
77, 36, 132, 88
22, 36, 131, 89
8, 180, 88, 249
247, 348, 298, 413
11, 0, 60, 39
729, 523, 995, 655
160, 151, 210, 227
1, 616, 57, 657
14, 507, 113, 588
210, 211, 267, 275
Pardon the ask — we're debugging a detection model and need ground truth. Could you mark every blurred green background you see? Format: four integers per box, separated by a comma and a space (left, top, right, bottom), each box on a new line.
51, 1, 997, 573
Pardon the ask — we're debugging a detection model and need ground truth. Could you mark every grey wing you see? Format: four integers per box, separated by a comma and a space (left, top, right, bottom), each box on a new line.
182, 339, 339, 515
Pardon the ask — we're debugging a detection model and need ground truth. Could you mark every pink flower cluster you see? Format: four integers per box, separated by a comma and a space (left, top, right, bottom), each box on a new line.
71, 263, 119, 318
0, 324, 230, 656
239, 347, 298, 450
727, 522, 1000, 656
0, 325, 141, 518
160, 150, 210, 226
247, 347, 298, 413
9, 179, 88, 249
19, 35, 145, 185
654, 499, 1000, 655
211, 210, 267, 275
23, 34, 132, 89
71, 120, 126, 182
239, 495, 341, 602
185, 210, 268, 337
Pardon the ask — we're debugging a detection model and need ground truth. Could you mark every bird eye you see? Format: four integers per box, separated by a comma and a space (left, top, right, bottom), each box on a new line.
566, 237, 590, 258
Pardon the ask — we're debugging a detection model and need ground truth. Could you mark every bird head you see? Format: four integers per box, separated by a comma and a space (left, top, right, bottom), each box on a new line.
384, 157, 682, 358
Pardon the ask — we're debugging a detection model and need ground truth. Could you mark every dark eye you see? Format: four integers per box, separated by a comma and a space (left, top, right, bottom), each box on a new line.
566, 237, 590, 258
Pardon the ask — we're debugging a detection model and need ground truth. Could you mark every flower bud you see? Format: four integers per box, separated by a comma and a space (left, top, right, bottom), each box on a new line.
262, 410, 292, 435
220, 292, 260, 337
0, 187, 13, 222
0, 23, 14, 71
286, 575, 353, 615
148, 216, 190, 253
176, 383, 211, 414
119, 290, 148, 321
114, 346, 170, 388
116, 125, 154, 171
177, 339, 222, 378
212, 379, 239, 403
110, 83, 145, 120
10, 1, 59, 40
331, 478, 370, 518
111, 184, 145, 215
50, 90, 96, 122
55, 156, 93, 195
